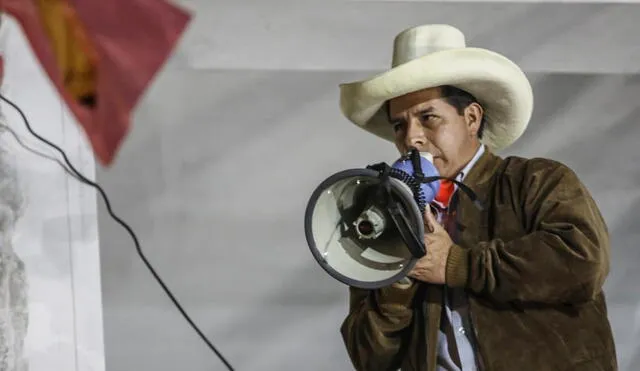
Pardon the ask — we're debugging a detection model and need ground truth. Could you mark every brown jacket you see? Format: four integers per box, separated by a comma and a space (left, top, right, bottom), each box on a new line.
341, 150, 617, 371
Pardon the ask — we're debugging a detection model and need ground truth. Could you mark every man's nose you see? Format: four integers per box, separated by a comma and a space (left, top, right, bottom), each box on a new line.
404, 119, 426, 149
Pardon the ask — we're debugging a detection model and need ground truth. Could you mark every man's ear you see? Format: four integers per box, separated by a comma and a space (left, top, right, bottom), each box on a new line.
464, 103, 484, 137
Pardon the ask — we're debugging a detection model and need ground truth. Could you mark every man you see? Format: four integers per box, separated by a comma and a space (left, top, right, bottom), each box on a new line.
337, 24, 617, 371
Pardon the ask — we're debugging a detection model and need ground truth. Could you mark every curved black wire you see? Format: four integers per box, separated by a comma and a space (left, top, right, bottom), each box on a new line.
0, 94, 235, 371
0, 122, 80, 181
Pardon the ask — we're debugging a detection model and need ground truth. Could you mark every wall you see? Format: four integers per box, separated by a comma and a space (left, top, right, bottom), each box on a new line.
0, 15, 105, 371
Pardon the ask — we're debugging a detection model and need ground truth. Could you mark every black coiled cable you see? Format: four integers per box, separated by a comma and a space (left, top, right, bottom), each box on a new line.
386, 167, 428, 212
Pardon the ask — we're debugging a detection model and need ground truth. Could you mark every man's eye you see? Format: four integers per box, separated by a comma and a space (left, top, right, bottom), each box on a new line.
421, 114, 435, 121
391, 121, 403, 131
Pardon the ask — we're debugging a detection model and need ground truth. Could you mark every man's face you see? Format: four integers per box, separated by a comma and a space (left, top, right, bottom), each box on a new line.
388, 87, 483, 178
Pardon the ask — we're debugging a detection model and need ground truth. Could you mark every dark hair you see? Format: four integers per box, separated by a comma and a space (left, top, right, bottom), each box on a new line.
439, 85, 486, 139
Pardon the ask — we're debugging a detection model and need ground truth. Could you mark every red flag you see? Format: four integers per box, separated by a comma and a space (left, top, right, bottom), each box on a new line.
1, 0, 192, 166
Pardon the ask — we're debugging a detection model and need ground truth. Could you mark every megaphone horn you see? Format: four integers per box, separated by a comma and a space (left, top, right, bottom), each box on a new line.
304, 148, 443, 289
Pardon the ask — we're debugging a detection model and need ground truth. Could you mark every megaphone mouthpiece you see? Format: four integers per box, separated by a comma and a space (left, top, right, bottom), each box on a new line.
390, 151, 441, 207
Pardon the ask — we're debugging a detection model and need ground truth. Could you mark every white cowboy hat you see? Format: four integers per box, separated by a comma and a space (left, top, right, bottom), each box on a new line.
339, 24, 534, 152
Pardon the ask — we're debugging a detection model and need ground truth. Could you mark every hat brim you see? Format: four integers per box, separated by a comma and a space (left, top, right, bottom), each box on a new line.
339, 47, 534, 152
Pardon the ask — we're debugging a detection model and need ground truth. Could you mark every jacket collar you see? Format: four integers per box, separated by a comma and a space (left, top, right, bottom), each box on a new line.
453, 149, 504, 234
458, 144, 485, 183
459, 148, 503, 204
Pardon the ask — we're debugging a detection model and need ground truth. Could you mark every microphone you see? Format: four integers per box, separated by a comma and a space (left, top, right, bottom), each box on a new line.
390, 149, 441, 206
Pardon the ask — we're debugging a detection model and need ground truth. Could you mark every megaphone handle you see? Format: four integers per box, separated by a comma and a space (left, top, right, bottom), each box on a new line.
387, 202, 426, 259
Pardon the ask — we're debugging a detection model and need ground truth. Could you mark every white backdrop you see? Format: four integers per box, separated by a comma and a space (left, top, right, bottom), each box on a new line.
94, 1, 640, 371
0, 15, 105, 371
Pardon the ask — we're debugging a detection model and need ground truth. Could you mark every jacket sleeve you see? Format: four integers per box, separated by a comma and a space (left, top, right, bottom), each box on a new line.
340, 282, 418, 371
445, 160, 610, 305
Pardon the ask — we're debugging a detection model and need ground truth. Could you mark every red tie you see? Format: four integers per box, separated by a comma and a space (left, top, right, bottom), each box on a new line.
435, 180, 455, 207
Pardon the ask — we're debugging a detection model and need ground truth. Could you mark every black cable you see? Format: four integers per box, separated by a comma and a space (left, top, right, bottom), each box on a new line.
0, 94, 235, 371
0, 122, 80, 181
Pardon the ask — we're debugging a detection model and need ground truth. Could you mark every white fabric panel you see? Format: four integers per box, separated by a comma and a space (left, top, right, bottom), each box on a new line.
96, 65, 640, 370
0, 16, 105, 371
172, 1, 640, 74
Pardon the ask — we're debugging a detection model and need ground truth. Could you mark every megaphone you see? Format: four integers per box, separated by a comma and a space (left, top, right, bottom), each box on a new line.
304, 149, 443, 289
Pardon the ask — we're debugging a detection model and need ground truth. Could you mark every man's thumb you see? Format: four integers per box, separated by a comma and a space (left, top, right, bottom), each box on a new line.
423, 206, 437, 233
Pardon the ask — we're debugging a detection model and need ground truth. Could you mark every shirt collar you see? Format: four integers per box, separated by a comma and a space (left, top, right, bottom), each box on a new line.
456, 144, 485, 183
433, 144, 486, 211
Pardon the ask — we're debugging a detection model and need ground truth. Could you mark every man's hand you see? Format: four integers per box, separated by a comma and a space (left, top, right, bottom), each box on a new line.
407, 208, 454, 284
